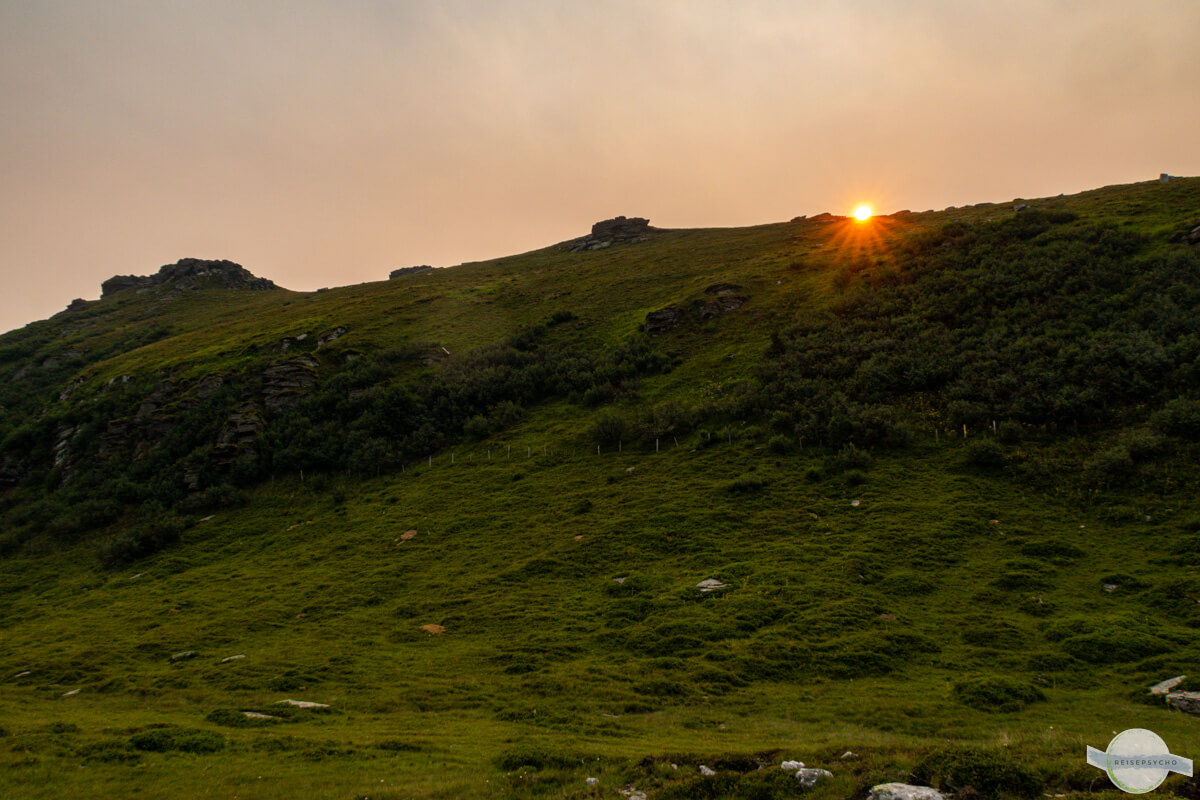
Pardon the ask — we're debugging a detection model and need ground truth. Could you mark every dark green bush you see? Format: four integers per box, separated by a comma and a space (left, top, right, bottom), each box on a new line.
129, 727, 224, 753
951, 677, 1046, 713
963, 440, 1005, 469
913, 747, 1044, 797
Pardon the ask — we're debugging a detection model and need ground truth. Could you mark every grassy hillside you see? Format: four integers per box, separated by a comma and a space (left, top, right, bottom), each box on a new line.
1, 179, 1199, 799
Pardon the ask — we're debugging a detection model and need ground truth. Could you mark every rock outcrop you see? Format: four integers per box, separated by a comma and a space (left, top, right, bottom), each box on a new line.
567, 216, 657, 252
869, 784, 945, 800
101, 259, 277, 298
261, 355, 319, 411
390, 265, 434, 279
642, 284, 748, 335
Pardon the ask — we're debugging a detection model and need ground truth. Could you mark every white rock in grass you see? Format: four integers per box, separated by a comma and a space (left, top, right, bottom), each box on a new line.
220, 654, 246, 663
242, 711, 277, 720
277, 698, 330, 709
61, 688, 81, 697
870, 783, 946, 800
586, 776, 599, 786
696, 578, 727, 593
699, 765, 716, 776
796, 768, 833, 788
781, 760, 805, 771
1149, 675, 1187, 695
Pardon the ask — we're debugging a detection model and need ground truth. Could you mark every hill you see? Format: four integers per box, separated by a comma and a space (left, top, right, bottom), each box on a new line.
1, 180, 1199, 799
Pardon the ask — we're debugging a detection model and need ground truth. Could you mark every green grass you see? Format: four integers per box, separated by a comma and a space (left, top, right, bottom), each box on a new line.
2, 178, 1200, 798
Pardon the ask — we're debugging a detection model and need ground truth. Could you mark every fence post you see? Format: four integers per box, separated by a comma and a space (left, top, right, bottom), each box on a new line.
656, 438, 659, 452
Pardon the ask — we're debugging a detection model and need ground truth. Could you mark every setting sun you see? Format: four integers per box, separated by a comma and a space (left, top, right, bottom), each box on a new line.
853, 205, 873, 221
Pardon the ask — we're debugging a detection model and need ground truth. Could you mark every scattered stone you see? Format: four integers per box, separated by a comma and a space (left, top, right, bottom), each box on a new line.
781, 760, 805, 771
1150, 675, 1187, 695
169, 651, 197, 662
613, 577, 627, 584
61, 688, 81, 698
870, 783, 946, 800
390, 265, 434, 279
242, 711, 277, 720
586, 777, 599, 786
277, 699, 330, 709
199, 515, 215, 522
1166, 691, 1200, 714
699, 765, 717, 776
696, 578, 728, 593
851, 499, 861, 507
220, 654, 246, 664
573, 534, 584, 541
420, 624, 446, 635
316, 326, 347, 349
840, 751, 858, 760
15, 671, 31, 678
796, 768, 834, 788
1103, 583, 1118, 593
400, 530, 417, 541
619, 789, 647, 800
129, 573, 144, 580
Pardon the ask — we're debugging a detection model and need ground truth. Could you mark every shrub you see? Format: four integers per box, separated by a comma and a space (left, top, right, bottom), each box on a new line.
828, 443, 872, 472
725, 474, 766, 494
97, 515, 186, 568
951, 677, 1046, 713
913, 747, 1044, 797
963, 440, 1005, 469
129, 727, 224, 753
1153, 398, 1200, 440
767, 435, 791, 454
588, 412, 627, 445
996, 421, 1024, 444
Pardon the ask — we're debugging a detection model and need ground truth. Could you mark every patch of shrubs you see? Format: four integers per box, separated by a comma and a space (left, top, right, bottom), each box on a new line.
913, 747, 1044, 797
128, 727, 224, 753
951, 677, 1046, 713
97, 513, 187, 568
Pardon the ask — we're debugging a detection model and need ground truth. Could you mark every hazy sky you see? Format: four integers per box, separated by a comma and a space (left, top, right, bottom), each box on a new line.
2, 0, 1198, 334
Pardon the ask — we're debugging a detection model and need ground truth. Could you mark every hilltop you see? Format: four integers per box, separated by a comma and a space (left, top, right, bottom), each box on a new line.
1, 178, 1199, 799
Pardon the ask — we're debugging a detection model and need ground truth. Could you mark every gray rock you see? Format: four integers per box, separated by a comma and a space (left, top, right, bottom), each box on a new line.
696, 578, 728, 593
781, 760, 804, 771
169, 651, 197, 662
1166, 691, 1200, 714
1188, 225, 1200, 245
870, 784, 946, 800
699, 765, 716, 776
102, 259, 277, 298
1150, 675, 1186, 695
642, 307, 684, 335
796, 768, 833, 788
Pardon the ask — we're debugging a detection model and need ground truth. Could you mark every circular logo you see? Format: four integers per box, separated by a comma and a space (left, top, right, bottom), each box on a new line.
1106, 729, 1170, 794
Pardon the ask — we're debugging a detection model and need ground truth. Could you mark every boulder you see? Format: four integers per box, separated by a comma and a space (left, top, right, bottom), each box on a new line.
1150, 675, 1187, 695
261, 355, 319, 411
699, 765, 716, 776
870, 784, 945, 800
169, 651, 197, 662
781, 760, 805, 771
277, 699, 330, 709
1166, 691, 1200, 714
796, 768, 833, 788
696, 578, 728, 593
567, 216, 656, 252
1188, 225, 1200, 245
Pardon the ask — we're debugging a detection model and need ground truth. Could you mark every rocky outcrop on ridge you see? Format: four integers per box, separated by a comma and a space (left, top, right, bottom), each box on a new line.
101, 259, 278, 298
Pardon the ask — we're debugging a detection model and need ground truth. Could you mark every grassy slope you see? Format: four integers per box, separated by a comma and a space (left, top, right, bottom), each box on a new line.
1, 179, 1199, 799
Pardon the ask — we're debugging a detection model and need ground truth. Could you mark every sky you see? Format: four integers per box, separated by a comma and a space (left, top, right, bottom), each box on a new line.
1, 0, 1198, 334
